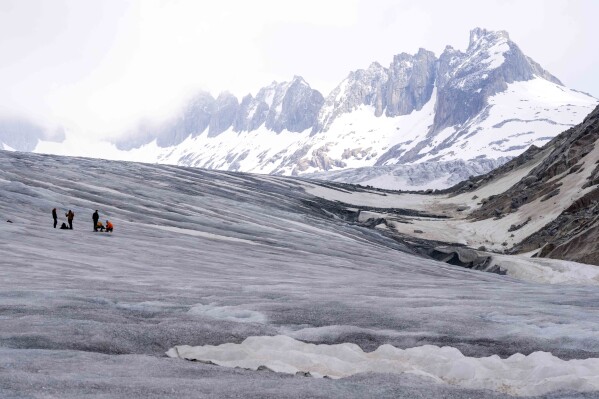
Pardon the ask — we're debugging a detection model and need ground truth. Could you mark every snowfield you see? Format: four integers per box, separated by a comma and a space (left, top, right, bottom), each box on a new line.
2, 150, 599, 398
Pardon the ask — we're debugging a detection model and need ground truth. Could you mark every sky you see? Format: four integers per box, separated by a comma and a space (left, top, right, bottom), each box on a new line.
0, 0, 598, 140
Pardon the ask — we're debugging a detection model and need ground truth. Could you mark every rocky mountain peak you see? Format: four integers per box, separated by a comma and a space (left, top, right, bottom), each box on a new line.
316, 48, 436, 130
468, 27, 509, 48
266, 76, 324, 133
392, 52, 416, 64
181, 91, 215, 139
430, 27, 562, 137
290, 75, 308, 86
232, 76, 324, 134
385, 48, 437, 117
208, 92, 239, 137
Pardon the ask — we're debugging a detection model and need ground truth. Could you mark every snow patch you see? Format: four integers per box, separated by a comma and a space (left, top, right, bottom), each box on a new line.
490, 254, 599, 285
167, 335, 599, 396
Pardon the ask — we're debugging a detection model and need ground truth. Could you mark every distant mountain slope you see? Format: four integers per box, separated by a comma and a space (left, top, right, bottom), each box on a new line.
304, 103, 599, 266
467, 104, 599, 264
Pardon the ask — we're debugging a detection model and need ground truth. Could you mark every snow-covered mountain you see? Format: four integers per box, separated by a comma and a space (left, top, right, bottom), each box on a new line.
33, 28, 597, 189
82, 28, 594, 183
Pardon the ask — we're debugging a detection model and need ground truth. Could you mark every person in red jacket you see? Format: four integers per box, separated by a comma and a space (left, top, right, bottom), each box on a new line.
105, 220, 113, 233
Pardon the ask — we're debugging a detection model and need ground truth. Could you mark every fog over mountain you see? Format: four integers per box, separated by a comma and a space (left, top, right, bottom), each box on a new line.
0, 118, 64, 152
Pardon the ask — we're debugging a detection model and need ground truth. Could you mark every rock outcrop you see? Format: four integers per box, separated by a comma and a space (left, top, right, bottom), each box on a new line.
208, 92, 239, 137
506, 106, 599, 263
315, 49, 436, 132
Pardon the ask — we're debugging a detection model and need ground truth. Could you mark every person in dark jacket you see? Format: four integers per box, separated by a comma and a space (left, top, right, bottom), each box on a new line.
66, 210, 74, 230
52, 208, 58, 228
92, 210, 99, 231
60, 222, 69, 230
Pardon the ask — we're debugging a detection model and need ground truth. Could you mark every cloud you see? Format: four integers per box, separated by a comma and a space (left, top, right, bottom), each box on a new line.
0, 0, 597, 141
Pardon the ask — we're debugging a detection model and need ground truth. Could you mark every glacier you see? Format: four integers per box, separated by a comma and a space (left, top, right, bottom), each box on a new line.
2, 149, 599, 397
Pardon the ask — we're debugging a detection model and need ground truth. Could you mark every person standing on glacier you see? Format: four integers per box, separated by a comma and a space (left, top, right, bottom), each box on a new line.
65, 210, 74, 230
92, 210, 99, 231
52, 208, 58, 228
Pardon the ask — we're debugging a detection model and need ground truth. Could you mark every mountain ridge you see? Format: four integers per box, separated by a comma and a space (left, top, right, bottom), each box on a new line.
116, 27, 571, 150
31, 27, 598, 190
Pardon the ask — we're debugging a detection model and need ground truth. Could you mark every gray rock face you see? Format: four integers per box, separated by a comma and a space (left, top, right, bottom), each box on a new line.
234, 94, 269, 132
316, 62, 389, 132
158, 91, 216, 146
208, 92, 239, 137
384, 49, 437, 117
182, 92, 216, 139
432, 28, 554, 133
235, 76, 324, 134
267, 77, 324, 133
316, 50, 436, 132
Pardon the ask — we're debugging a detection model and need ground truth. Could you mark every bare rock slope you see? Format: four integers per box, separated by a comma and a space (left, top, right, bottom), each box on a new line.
440, 104, 599, 264
301, 104, 599, 267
